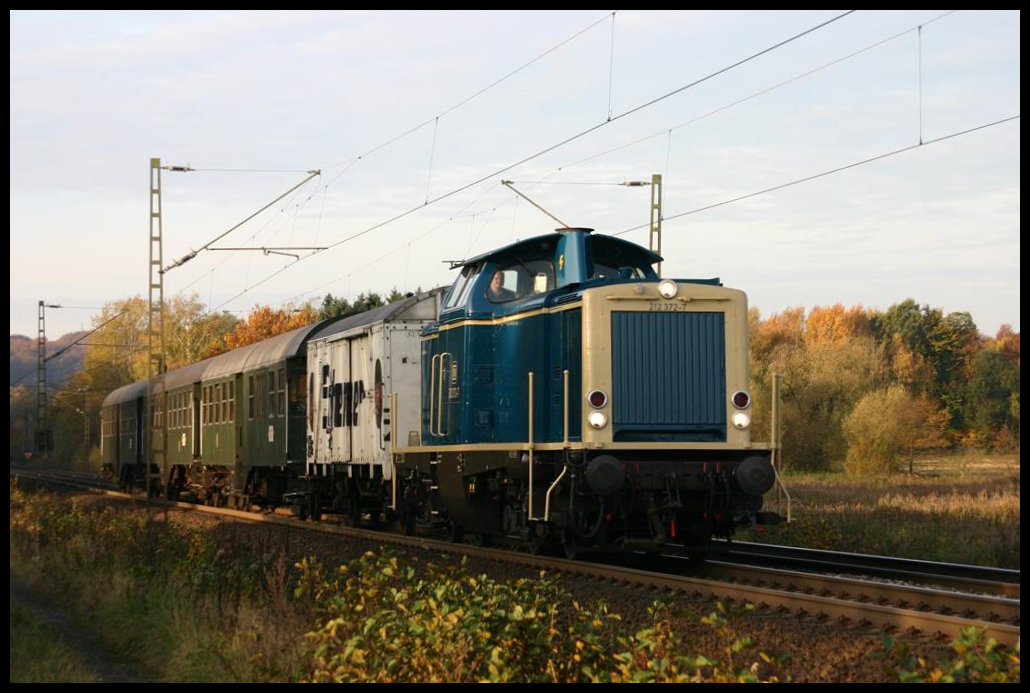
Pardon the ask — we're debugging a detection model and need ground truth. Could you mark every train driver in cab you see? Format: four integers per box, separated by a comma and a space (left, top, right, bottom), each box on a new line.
487, 269, 516, 302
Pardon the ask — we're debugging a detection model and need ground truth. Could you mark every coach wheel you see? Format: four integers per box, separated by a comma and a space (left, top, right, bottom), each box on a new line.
344, 496, 362, 528
401, 509, 416, 535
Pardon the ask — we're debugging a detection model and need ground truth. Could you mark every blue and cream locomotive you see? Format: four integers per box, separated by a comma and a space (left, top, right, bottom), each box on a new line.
391, 227, 782, 557
101, 227, 783, 558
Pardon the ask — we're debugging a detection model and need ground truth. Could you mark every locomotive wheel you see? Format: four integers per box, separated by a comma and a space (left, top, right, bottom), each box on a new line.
523, 526, 551, 555
446, 521, 465, 543
561, 529, 580, 560
469, 532, 493, 547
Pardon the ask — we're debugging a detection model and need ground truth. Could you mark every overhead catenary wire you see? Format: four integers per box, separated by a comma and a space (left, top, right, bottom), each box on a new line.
176, 10, 859, 320
319, 11, 615, 178
312, 11, 858, 255
611, 115, 1021, 238
169, 10, 1005, 329
553, 11, 958, 173
11, 310, 128, 387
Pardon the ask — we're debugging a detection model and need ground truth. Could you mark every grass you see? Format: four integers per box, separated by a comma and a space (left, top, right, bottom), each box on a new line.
9, 488, 311, 682
750, 452, 1021, 568
9, 595, 99, 683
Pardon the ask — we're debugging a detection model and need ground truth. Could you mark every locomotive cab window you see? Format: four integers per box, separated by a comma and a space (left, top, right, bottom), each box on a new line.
590, 263, 646, 280
487, 259, 554, 303
443, 263, 480, 310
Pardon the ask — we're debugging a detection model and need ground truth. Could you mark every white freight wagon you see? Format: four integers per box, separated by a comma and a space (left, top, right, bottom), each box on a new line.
305, 290, 442, 490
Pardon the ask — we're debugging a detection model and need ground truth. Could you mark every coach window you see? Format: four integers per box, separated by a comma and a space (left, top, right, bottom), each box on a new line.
248, 375, 255, 420
278, 368, 286, 417
228, 380, 235, 423
267, 371, 276, 418
290, 372, 306, 416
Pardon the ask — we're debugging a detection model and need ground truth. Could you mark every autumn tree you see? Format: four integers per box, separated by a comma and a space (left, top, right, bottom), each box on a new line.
750, 307, 885, 471
10, 386, 35, 461
39, 293, 239, 467
749, 306, 804, 366
871, 300, 982, 428
843, 386, 947, 475
222, 303, 318, 351
165, 294, 239, 363
992, 324, 1020, 364
804, 304, 873, 346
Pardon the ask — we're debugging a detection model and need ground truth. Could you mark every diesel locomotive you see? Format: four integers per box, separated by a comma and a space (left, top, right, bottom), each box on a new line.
101, 227, 784, 558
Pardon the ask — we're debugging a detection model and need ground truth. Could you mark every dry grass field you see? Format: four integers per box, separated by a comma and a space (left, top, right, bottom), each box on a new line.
746, 452, 1021, 569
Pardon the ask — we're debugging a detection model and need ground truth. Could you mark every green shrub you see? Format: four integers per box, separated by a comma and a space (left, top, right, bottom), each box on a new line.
880, 628, 1020, 683
298, 552, 785, 683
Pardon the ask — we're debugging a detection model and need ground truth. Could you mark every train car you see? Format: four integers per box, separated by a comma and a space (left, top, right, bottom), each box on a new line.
99, 291, 444, 511
391, 227, 783, 557
100, 322, 322, 503
297, 291, 444, 521
100, 380, 147, 487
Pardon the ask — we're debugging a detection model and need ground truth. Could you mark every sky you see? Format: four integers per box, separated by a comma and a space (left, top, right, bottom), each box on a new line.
10, 10, 1020, 341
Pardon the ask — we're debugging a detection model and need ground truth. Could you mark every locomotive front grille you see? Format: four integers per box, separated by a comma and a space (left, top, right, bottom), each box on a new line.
610, 311, 726, 442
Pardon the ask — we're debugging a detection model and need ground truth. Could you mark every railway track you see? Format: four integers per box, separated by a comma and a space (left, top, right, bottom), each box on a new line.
716, 541, 1020, 598
11, 466, 1021, 647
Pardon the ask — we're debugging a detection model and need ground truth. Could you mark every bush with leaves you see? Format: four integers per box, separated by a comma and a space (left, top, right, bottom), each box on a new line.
297, 552, 784, 683
879, 628, 1019, 683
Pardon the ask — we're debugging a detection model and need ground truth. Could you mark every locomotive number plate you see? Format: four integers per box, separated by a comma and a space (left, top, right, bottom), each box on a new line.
648, 302, 687, 312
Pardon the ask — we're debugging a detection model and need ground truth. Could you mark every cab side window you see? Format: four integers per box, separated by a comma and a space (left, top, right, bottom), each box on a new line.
443, 264, 481, 310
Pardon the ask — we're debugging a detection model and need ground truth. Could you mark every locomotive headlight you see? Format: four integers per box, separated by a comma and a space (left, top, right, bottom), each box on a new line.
731, 411, 751, 430
587, 411, 608, 429
657, 279, 679, 299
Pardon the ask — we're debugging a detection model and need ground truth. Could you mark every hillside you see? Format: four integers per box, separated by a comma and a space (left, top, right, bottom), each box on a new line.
10, 332, 87, 388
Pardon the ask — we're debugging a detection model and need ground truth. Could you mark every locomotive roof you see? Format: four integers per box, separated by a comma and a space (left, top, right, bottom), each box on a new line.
457, 230, 662, 269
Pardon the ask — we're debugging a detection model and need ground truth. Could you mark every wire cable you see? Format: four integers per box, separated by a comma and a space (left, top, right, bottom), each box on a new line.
611, 115, 1021, 237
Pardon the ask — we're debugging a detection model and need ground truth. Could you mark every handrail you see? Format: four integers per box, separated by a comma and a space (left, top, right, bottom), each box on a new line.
428, 354, 439, 436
